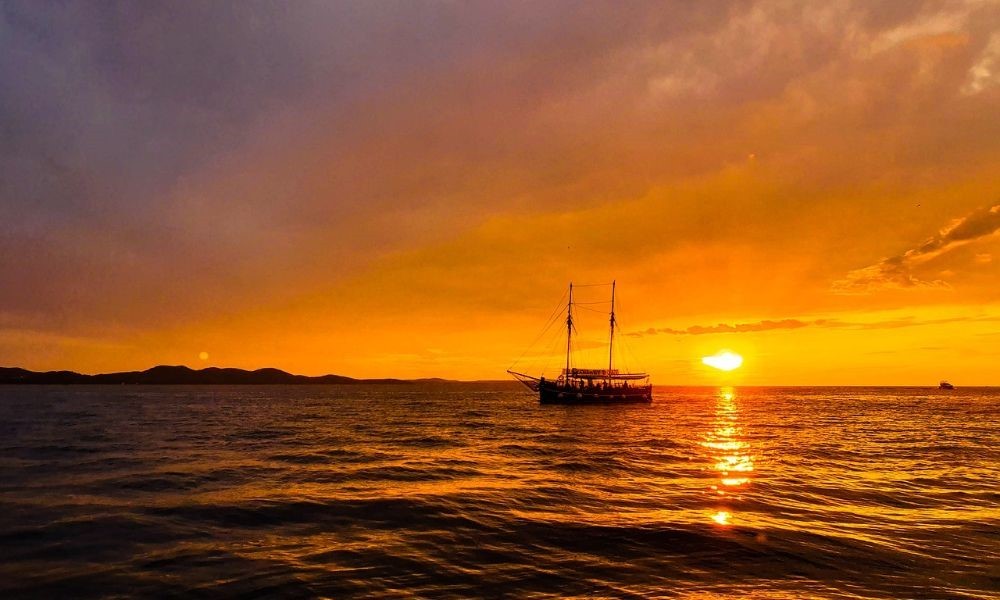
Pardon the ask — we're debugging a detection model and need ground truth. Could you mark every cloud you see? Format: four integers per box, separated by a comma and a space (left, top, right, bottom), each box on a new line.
627, 315, 1000, 337
630, 319, 812, 337
2, 1, 1000, 375
832, 204, 1000, 293
963, 31, 1000, 94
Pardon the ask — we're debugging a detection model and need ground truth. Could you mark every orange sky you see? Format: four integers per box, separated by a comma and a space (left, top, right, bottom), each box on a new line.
2, 2, 999, 384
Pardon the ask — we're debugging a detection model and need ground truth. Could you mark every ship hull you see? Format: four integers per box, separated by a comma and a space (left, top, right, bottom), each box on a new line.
538, 381, 651, 404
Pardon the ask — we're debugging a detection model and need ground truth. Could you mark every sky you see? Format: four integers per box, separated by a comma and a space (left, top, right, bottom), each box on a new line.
2, 1, 999, 384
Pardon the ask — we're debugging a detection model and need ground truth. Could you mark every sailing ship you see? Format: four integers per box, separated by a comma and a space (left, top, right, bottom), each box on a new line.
508, 281, 652, 404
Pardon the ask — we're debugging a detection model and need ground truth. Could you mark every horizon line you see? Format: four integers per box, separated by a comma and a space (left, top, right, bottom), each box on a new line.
0, 364, 995, 387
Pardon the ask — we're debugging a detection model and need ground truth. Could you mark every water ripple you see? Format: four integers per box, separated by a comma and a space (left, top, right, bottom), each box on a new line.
0, 384, 997, 598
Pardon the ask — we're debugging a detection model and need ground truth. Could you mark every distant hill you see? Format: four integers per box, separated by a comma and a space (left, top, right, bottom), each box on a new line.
0, 365, 456, 385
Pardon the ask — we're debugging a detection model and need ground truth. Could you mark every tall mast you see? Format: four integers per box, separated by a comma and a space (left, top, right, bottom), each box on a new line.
608, 280, 616, 384
565, 282, 573, 381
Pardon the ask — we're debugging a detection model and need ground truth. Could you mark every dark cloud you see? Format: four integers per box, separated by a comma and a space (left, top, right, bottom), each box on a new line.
1, 1, 507, 230
833, 203, 1000, 293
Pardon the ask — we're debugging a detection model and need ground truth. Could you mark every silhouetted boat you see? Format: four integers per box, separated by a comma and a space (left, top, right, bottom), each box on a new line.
939, 380, 954, 389
508, 281, 652, 404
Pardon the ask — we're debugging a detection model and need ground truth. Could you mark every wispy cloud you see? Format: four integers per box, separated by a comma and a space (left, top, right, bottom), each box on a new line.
630, 319, 811, 337
627, 315, 999, 337
832, 204, 1000, 293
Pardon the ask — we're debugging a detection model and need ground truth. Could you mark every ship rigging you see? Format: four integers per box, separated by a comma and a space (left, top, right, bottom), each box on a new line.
508, 281, 652, 404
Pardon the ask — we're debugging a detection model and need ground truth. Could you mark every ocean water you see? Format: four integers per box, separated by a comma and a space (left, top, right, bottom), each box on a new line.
0, 384, 997, 599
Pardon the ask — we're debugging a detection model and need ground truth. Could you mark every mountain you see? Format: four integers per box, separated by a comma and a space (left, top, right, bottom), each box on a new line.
0, 365, 429, 385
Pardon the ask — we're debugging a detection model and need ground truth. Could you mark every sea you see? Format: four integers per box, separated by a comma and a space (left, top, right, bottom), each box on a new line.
0, 384, 996, 599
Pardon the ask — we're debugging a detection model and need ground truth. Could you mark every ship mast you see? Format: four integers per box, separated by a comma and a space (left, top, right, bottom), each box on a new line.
565, 282, 574, 382
608, 280, 616, 385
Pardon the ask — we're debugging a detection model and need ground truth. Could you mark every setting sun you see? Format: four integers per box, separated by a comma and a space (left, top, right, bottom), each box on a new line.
702, 351, 744, 372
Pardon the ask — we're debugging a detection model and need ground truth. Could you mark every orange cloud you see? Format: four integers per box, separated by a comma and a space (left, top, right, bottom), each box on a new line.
629, 314, 1000, 338
833, 204, 1000, 293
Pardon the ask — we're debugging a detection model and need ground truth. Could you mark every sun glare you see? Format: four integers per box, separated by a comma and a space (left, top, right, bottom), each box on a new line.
712, 510, 731, 525
702, 350, 743, 371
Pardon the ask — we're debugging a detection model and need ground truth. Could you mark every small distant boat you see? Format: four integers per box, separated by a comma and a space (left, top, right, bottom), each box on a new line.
939, 380, 954, 390
508, 281, 652, 404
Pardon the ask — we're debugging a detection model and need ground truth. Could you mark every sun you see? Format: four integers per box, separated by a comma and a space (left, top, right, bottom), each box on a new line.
702, 350, 743, 372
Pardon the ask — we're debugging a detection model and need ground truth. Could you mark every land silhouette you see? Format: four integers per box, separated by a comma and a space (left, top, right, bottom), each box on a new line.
0, 365, 456, 385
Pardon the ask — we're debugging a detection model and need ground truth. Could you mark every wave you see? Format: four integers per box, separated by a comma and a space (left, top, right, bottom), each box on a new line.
1, 385, 997, 598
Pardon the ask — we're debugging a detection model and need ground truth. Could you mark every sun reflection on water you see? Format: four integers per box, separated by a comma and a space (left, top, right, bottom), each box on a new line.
712, 510, 731, 525
701, 386, 755, 526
